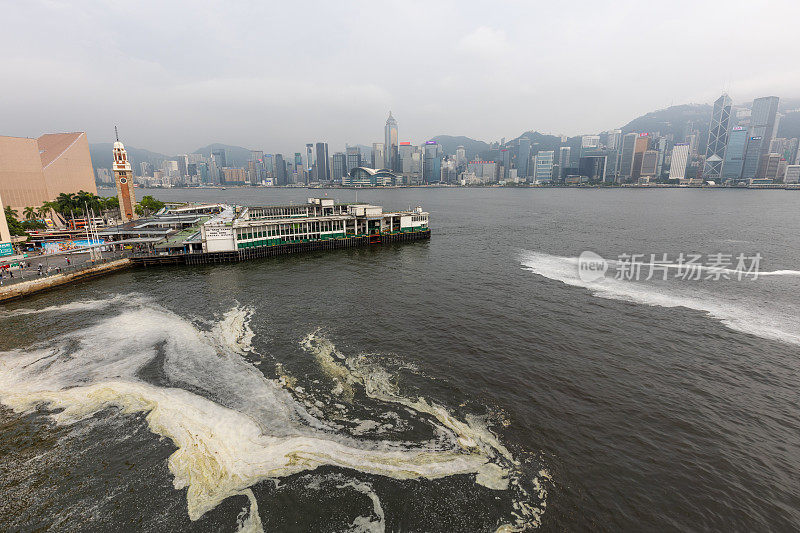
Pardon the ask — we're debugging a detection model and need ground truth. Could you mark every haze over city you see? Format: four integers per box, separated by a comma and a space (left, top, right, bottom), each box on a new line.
4, 0, 800, 153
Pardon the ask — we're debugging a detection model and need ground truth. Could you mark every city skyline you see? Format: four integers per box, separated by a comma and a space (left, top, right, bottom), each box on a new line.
3, 1, 800, 154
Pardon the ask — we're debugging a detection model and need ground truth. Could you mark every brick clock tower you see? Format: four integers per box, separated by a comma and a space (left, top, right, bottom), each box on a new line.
112, 127, 137, 223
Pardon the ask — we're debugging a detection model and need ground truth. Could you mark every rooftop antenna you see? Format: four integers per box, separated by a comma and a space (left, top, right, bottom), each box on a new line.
115, 126, 119, 142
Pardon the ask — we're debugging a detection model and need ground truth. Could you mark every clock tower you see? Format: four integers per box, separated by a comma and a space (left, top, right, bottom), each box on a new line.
112, 127, 137, 223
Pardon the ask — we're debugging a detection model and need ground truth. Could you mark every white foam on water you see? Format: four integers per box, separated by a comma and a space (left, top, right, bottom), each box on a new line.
0, 294, 141, 317
301, 332, 547, 530
520, 251, 800, 346
0, 297, 546, 531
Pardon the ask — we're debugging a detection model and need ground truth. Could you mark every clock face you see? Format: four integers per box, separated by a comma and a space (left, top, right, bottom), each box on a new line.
119, 177, 127, 184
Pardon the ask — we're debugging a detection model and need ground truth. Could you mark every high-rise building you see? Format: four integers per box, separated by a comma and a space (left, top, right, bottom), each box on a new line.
763, 153, 783, 181
619, 133, 638, 180
722, 126, 748, 181
655, 137, 667, 178
640, 150, 659, 177
211, 148, 227, 168
305, 144, 314, 172
558, 146, 571, 171
632, 134, 650, 180
455, 146, 467, 169
703, 94, 733, 179
422, 141, 441, 183
274, 154, 287, 185
669, 143, 690, 179
517, 137, 532, 177
332, 152, 347, 180
501, 149, 511, 178
384, 112, 399, 172
784, 165, 800, 183
112, 133, 137, 222
346, 146, 361, 175
371, 142, 385, 169
742, 96, 780, 179
534, 151, 554, 182
314, 142, 330, 181
578, 156, 607, 182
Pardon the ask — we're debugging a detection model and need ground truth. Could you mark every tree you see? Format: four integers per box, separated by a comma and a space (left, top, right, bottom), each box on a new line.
4, 206, 25, 236
136, 195, 165, 216
23, 206, 36, 220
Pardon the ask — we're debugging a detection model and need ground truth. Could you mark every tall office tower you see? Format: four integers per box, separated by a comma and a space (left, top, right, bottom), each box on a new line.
274, 154, 287, 185
385, 112, 399, 171
211, 148, 227, 168
669, 143, 690, 179
371, 142, 385, 168
703, 93, 733, 179
619, 133, 638, 180
455, 145, 467, 168
722, 126, 748, 181
605, 129, 623, 150
742, 96, 780, 178
517, 137, 532, 177
305, 143, 314, 172
422, 141, 441, 183
315, 142, 330, 181
534, 151, 554, 182
559, 146, 571, 171
332, 152, 347, 179
640, 150, 659, 177
345, 146, 361, 174
578, 156, 608, 182
580, 135, 600, 156
655, 137, 667, 178
631, 134, 650, 179
501, 149, 511, 178
763, 153, 783, 181
112, 131, 137, 222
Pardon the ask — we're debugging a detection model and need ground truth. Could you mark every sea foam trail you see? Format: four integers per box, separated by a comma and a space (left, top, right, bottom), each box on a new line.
0, 297, 545, 532
520, 251, 800, 346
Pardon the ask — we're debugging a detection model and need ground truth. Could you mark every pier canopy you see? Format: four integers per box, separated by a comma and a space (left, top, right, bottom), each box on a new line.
345, 167, 399, 186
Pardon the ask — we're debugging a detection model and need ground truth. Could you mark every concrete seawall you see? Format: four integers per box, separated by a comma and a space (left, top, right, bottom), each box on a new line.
0, 259, 132, 304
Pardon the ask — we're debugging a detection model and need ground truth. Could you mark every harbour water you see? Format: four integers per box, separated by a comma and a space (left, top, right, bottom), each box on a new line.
1, 188, 799, 531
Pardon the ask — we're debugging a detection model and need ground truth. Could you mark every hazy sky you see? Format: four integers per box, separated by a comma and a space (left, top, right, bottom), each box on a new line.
3, 0, 799, 155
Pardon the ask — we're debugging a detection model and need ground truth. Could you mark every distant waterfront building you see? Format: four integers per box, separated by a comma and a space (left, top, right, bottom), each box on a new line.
517, 137, 532, 177
703, 94, 733, 179
0, 131, 97, 214
581, 135, 600, 150
97, 167, 114, 183
314, 143, 330, 182
346, 146, 362, 175
332, 152, 347, 180
466, 160, 497, 182
640, 150, 659, 177
763, 153, 783, 181
784, 165, 800, 183
742, 96, 780, 179
422, 141, 442, 183
211, 148, 227, 168
604, 129, 623, 150
385, 112, 399, 172
371, 142, 385, 169
501, 149, 511, 178
722, 126, 748, 181
455, 146, 467, 169
619, 133, 637, 181
274, 154, 287, 185
534, 151, 555, 182
305, 143, 314, 172
631, 134, 650, 180
112, 133, 137, 222
558, 146, 571, 172
669, 143, 690, 179
578, 155, 607, 182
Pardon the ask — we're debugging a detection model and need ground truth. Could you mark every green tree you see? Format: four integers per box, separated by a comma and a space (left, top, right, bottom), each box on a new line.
23, 206, 36, 220
136, 195, 166, 216
4, 206, 25, 236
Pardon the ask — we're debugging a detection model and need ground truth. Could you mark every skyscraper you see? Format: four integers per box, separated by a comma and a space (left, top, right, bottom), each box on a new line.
112, 131, 137, 222
211, 148, 227, 168
534, 151, 555, 182
346, 146, 361, 174
422, 141, 441, 183
703, 94, 733, 179
274, 154, 287, 185
742, 96, 779, 179
619, 133, 637, 180
385, 112, 399, 172
332, 152, 347, 180
517, 137, 532, 177
631, 134, 650, 180
371, 142, 385, 169
558, 146, 571, 170
669, 144, 690, 179
305, 144, 314, 172
315, 142, 330, 182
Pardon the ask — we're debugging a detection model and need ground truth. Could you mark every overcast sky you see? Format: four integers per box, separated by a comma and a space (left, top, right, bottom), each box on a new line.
2, 0, 799, 155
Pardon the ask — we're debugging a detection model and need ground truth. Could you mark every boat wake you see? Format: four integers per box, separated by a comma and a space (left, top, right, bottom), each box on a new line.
0, 295, 547, 531
520, 251, 800, 346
